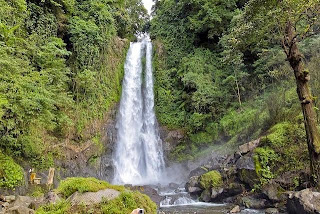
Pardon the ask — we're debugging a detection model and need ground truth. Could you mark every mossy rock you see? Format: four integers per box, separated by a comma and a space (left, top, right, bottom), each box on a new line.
36, 177, 157, 214
56, 177, 125, 198
199, 170, 223, 190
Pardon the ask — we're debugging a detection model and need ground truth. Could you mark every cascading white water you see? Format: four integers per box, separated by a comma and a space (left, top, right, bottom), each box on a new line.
113, 38, 165, 185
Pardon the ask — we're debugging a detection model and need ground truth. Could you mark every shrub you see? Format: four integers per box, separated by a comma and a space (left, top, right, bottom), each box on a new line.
0, 151, 24, 189
199, 170, 222, 189
56, 177, 125, 198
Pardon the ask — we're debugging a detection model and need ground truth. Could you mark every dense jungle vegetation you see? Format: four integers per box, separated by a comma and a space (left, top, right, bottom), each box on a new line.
0, 0, 148, 188
150, 0, 320, 184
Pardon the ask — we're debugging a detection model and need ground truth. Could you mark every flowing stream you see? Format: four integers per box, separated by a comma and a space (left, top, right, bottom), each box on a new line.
113, 38, 165, 185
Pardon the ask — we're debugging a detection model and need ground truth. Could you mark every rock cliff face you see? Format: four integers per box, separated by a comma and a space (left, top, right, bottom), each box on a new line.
54, 105, 119, 185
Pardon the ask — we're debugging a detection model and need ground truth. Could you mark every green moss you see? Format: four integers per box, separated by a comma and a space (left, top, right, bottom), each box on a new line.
0, 151, 24, 189
199, 170, 223, 189
101, 191, 157, 214
56, 177, 125, 198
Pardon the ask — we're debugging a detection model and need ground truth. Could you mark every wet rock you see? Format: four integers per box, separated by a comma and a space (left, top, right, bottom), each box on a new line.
187, 187, 202, 194
5, 206, 35, 214
241, 196, 269, 209
211, 188, 223, 200
286, 188, 320, 214
168, 183, 179, 189
200, 189, 211, 202
68, 189, 120, 206
238, 138, 260, 155
265, 208, 280, 214
230, 205, 241, 213
185, 176, 200, 194
129, 186, 163, 206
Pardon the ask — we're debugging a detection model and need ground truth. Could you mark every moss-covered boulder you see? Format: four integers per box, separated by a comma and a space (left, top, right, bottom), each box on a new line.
36, 177, 157, 214
199, 170, 222, 190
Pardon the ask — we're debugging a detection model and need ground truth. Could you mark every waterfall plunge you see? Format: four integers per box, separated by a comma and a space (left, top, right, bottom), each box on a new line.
113, 38, 165, 185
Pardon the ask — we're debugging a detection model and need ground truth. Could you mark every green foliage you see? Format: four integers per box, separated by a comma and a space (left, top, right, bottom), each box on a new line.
56, 177, 125, 198
0, 150, 24, 189
101, 191, 157, 214
0, 0, 142, 169
36, 200, 71, 214
199, 170, 223, 189
253, 147, 279, 184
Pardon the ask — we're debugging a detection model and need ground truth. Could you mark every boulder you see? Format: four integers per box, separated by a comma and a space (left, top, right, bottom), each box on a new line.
230, 205, 241, 213
189, 166, 209, 178
286, 189, 320, 214
168, 183, 179, 189
236, 155, 259, 188
5, 206, 35, 214
3, 196, 15, 203
44, 191, 61, 204
128, 185, 163, 206
9, 196, 34, 209
185, 176, 200, 194
211, 188, 223, 200
68, 189, 120, 206
265, 208, 280, 214
187, 187, 202, 194
200, 189, 211, 202
238, 138, 260, 155
262, 181, 282, 202
241, 196, 269, 209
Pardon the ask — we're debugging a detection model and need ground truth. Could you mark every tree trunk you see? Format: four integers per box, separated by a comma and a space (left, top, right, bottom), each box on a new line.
284, 22, 320, 186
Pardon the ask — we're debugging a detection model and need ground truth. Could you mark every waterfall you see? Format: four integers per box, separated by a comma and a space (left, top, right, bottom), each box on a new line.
113, 38, 165, 185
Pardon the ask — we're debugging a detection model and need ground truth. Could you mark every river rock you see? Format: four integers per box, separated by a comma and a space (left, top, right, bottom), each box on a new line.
286, 188, 320, 214
68, 189, 120, 206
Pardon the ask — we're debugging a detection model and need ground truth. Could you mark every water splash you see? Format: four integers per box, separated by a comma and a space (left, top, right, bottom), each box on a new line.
113, 38, 165, 185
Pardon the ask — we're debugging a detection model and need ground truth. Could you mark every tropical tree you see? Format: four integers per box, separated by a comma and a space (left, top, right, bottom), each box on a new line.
227, 0, 320, 185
